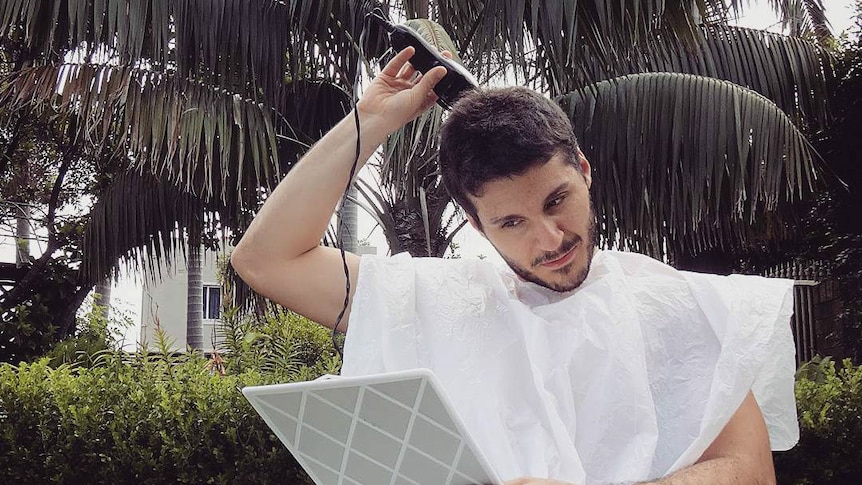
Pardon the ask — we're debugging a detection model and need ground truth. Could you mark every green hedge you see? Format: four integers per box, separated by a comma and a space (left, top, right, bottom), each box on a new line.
774, 357, 862, 484
0, 357, 313, 484
0, 309, 341, 484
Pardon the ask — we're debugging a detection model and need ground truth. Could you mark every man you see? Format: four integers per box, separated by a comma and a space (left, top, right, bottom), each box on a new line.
231, 47, 797, 484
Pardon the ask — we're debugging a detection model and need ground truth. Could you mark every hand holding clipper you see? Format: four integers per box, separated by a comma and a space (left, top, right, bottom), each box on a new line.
372, 15, 478, 109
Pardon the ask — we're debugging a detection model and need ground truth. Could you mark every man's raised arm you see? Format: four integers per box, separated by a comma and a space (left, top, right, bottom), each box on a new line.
231, 47, 447, 329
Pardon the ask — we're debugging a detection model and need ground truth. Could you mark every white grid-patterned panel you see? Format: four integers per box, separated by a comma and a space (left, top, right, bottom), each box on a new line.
249, 375, 497, 485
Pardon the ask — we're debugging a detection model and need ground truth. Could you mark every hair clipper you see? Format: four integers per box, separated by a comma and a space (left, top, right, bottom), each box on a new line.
371, 14, 478, 109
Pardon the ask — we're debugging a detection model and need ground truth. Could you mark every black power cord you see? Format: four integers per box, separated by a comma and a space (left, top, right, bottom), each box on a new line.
331, 10, 381, 361
330, 7, 474, 362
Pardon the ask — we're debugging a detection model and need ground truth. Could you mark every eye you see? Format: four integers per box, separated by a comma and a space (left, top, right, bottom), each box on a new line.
500, 219, 523, 229
546, 194, 567, 210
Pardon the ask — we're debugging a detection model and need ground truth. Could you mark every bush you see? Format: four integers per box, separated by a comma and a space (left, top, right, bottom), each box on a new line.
43, 297, 130, 369
216, 307, 342, 378
0, 309, 343, 484
0, 355, 315, 484
0, 258, 80, 365
774, 357, 862, 484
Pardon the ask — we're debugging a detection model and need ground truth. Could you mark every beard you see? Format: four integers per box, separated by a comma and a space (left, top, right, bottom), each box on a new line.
500, 204, 598, 293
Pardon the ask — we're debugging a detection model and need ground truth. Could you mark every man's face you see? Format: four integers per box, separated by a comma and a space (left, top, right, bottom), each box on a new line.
468, 152, 597, 292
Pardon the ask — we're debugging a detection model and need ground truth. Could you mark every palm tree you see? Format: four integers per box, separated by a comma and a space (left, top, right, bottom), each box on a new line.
186, 239, 204, 351
362, 2, 834, 272
0, 0, 348, 332
0, 1, 837, 325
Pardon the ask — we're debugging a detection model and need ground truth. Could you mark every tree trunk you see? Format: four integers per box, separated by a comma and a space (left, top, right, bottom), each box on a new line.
0, 229, 58, 309
338, 185, 359, 253
15, 204, 30, 266
0, 138, 72, 309
186, 225, 204, 352
93, 277, 112, 320
57, 283, 94, 340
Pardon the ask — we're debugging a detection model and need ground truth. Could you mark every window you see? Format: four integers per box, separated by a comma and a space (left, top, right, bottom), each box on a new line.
202, 285, 221, 320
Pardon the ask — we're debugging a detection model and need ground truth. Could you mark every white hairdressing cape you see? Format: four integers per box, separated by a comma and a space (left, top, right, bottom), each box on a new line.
342, 249, 798, 484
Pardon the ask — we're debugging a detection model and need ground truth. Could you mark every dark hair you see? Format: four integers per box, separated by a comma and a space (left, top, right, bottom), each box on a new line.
438, 86, 581, 227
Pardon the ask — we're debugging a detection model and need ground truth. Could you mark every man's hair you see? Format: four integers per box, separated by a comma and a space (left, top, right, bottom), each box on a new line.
438, 86, 581, 228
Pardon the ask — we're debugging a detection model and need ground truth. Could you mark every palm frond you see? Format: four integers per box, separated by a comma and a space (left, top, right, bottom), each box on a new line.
81, 171, 205, 284
281, 80, 352, 152
0, 0, 382, 103
548, 24, 832, 132
697, 24, 832, 131
767, 0, 833, 45
432, 0, 737, 91
0, 0, 290, 101
557, 72, 824, 260
0, 63, 283, 202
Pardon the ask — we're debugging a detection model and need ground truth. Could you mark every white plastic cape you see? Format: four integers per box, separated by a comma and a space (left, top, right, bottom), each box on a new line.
342, 249, 798, 484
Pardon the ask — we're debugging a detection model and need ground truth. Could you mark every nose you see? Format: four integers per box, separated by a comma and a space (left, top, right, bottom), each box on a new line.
533, 216, 564, 252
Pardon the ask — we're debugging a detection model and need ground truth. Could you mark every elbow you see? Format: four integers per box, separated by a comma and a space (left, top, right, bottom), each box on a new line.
230, 237, 292, 293
230, 241, 258, 285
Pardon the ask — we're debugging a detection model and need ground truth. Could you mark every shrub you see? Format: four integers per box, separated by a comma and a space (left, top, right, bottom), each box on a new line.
43, 297, 130, 369
0, 308, 343, 484
216, 307, 342, 377
774, 357, 862, 484
0, 355, 314, 484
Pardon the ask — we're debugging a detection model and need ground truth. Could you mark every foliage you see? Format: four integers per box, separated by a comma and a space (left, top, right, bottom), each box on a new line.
0, 1, 843, 359
0, 99, 100, 358
216, 305, 342, 378
0, 309, 339, 484
0, 356, 313, 484
818, 1, 862, 361
4, 320, 862, 484
796, 188, 862, 361
43, 297, 132, 369
558, 73, 819, 261
777, 2, 862, 361
0, 254, 81, 364
0, 0, 357, 288
215, 254, 343, 375
774, 357, 862, 484
0, 0, 832, 274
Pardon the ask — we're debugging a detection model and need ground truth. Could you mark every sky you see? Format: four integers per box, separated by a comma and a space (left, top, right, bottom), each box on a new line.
1, 1, 858, 347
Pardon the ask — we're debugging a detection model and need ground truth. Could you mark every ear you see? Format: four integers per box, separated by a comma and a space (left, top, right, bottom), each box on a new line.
577, 150, 592, 188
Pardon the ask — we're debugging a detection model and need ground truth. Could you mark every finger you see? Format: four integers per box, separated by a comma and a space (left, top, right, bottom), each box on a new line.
414, 65, 447, 93
441, 50, 453, 59
396, 61, 416, 81
381, 47, 415, 77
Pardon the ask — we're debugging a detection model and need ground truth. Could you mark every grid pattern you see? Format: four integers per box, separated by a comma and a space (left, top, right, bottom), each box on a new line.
254, 375, 497, 485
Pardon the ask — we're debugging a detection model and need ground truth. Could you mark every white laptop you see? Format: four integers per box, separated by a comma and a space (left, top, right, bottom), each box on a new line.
242, 368, 501, 485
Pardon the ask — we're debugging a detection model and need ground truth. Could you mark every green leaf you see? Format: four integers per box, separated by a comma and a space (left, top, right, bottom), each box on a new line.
557, 72, 824, 261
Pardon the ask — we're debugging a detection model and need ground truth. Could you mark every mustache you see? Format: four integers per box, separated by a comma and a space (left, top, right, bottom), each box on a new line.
532, 236, 581, 267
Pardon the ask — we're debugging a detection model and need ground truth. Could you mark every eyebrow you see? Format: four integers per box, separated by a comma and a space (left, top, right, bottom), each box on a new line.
487, 181, 571, 226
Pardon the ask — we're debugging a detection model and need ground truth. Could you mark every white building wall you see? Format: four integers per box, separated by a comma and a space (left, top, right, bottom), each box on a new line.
140, 249, 225, 353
